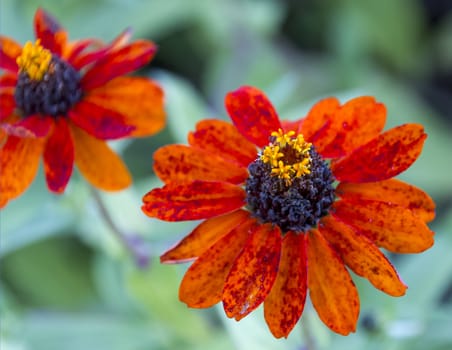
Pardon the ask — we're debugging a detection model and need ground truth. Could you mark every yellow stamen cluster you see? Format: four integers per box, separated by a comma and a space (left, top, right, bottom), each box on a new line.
261, 129, 312, 184
16, 40, 52, 81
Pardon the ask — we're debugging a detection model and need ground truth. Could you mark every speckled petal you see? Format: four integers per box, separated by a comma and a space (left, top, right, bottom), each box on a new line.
142, 180, 246, 221
320, 97, 386, 158
300, 97, 340, 151
223, 223, 281, 321
332, 124, 427, 182
179, 218, 255, 308
336, 179, 435, 222
332, 198, 434, 253
160, 209, 251, 263
188, 119, 257, 167
225, 86, 282, 148
264, 231, 307, 338
307, 229, 360, 335
320, 215, 407, 296
153, 144, 248, 185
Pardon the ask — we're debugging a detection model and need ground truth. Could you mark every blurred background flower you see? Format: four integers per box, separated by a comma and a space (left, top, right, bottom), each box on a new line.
1, 0, 451, 349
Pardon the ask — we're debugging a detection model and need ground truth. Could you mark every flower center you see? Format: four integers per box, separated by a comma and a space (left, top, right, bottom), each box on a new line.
14, 40, 82, 117
245, 130, 335, 233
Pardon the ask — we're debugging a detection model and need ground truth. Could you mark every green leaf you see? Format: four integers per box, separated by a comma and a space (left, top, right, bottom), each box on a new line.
1, 236, 97, 308
125, 257, 211, 342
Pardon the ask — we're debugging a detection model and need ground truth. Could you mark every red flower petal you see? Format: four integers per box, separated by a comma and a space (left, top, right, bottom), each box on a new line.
225, 86, 282, 148
0, 88, 15, 120
332, 124, 427, 182
179, 218, 256, 308
81, 40, 157, 90
223, 224, 281, 321
0, 36, 21, 72
320, 215, 407, 297
281, 119, 301, 134
84, 77, 165, 137
4, 115, 53, 138
34, 8, 67, 55
188, 119, 257, 167
0, 73, 18, 88
319, 97, 386, 158
307, 229, 360, 335
300, 97, 340, 149
161, 209, 251, 263
69, 123, 131, 191
153, 144, 248, 185
264, 231, 307, 338
0, 135, 44, 207
336, 179, 435, 222
43, 118, 74, 193
332, 198, 434, 253
142, 180, 246, 221
68, 100, 134, 140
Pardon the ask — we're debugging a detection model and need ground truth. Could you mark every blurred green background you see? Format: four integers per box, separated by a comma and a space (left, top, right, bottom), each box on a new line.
1, 0, 452, 349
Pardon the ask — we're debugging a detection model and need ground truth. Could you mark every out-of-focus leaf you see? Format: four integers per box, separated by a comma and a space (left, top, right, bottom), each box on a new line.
219, 304, 302, 350
1, 236, 97, 308
21, 312, 168, 350
154, 70, 208, 143
125, 258, 213, 343
0, 172, 75, 257
330, 0, 423, 72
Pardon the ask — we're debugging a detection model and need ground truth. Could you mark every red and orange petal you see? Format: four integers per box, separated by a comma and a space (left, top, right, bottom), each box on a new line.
161, 209, 251, 263
5, 115, 53, 138
188, 119, 257, 168
301, 97, 386, 158
223, 223, 282, 321
336, 179, 435, 222
0, 36, 21, 72
34, 8, 67, 56
225, 86, 282, 148
80, 40, 157, 91
153, 145, 248, 185
68, 100, 135, 140
0, 88, 15, 120
320, 215, 407, 296
264, 231, 307, 338
43, 119, 74, 193
84, 77, 165, 137
332, 198, 434, 253
142, 181, 246, 221
0, 135, 44, 207
69, 123, 131, 191
331, 124, 427, 182
179, 217, 256, 308
307, 229, 360, 335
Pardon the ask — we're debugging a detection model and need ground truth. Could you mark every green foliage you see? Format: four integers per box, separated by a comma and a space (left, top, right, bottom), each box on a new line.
1, 0, 452, 349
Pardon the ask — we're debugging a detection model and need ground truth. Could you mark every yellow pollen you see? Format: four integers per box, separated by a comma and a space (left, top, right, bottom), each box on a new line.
261, 130, 312, 185
16, 40, 52, 81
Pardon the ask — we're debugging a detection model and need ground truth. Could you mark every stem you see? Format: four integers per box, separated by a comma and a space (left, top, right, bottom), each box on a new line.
90, 187, 149, 267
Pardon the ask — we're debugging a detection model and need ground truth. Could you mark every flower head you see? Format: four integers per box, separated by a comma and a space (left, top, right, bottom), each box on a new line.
142, 86, 435, 338
0, 8, 165, 207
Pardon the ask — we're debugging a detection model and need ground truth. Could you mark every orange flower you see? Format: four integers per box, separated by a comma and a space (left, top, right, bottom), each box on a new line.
142, 86, 435, 338
0, 8, 165, 207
